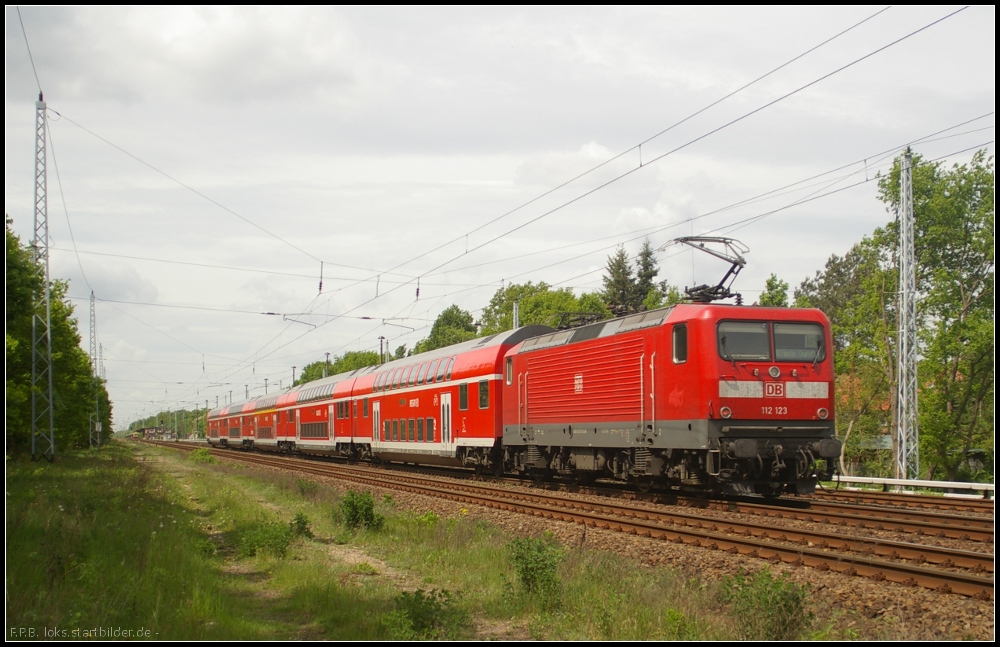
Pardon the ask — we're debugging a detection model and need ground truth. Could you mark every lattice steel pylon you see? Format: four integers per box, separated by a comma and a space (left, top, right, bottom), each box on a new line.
31, 93, 55, 462
895, 148, 919, 479
90, 291, 100, 448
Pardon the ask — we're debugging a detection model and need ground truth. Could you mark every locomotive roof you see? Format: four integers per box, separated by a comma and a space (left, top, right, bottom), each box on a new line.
512, 303, 829, 355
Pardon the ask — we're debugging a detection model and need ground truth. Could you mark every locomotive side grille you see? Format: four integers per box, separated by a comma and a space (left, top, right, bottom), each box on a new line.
227, 427, 240, 438
257, 426, 273, 439
526, 336, 644, 422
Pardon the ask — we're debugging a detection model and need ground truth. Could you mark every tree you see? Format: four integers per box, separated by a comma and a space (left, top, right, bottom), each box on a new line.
796, 150, 994, 481
295, 350, 381, 385
413, 305, 478, 353
480, 282, 584, 335
634, 238, 659, 307
759, 274, 790, 307
601, 245, 637, 312
878, 150, 994, 481
5, 218, 113, 454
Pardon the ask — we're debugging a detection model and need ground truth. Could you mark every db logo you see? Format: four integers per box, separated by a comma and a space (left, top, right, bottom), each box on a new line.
764, 382, 785, 398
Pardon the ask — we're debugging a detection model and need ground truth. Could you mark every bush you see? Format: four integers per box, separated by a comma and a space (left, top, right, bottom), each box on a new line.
507, 534, 564, 602
235, 519, 293, 558
339, 490, 385, 531
719, 568, 812, 640
295, 479, 318, 499
289, 512, 313, 538
386, 589, 466, 640
189, 448, 216, 464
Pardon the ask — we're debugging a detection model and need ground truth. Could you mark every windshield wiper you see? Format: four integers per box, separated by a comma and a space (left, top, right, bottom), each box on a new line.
811, 339, 824, 367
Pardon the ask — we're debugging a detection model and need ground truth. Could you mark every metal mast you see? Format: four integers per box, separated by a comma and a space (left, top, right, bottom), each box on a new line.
31, 92, 55, 461
895, 148, 919, 479
90, 291, 101, 448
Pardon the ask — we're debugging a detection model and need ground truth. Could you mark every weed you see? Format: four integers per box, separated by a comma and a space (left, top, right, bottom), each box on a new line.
234, 519, 293, 558
353, 562, 378, 576
289, 512, 314, 539
719, 567, 812, 640
295, 479, 318, 499
386, 589, 467, 640
507, 534, 564, 606
189, 448, 217, 464
339, 490, 385, 531
414, 511, 439, 526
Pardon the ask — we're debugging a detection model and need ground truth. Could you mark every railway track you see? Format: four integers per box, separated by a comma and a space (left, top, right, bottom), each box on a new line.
145, 441, 994, 599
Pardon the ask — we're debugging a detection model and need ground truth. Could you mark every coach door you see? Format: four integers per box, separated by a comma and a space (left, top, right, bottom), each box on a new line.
440, 393, 454, 456
372, 402, 381, 450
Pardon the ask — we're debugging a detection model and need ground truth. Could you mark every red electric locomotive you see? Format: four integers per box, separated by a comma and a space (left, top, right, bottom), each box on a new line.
500, 303, 840, 495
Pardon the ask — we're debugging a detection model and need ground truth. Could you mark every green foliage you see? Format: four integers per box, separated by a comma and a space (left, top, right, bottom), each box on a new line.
385, 589, 467, 640
129, 406, 210, 438
601, 245, 637, 311
507, 534, 565, 603
758, 273, 789, 307
296, 478, 319, 499
798, 150, 994, 480
296, 350, 381, 386
234, 518, 294, 558
189, 448, 217, 463
600, 238, 678, 314
719, 568, 812, 641
289, 512, 314, 539
5, 218, 113, 453
339, 490, 385, 531
480, 282, 610, 335
413, 305, 479, 353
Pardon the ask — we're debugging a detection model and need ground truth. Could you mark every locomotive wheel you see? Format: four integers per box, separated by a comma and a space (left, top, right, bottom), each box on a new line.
635, 476, 654, 493
529, 467, 550, 483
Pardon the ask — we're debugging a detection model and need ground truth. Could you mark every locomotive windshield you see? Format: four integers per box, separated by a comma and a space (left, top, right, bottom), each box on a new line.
717, 322, 770, 360
717, 321, 826, 362
774, 323, 825, 362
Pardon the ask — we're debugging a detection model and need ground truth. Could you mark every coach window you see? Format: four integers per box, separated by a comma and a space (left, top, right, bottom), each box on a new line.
673, 324, 688, 364
416, 362, 429, 385
383, 420, 390, 441
459, 383, 469, 410
505, 357, 513, 385
363, 398, 369, 417
353, 400, 358, 417
417, 418, 424, 441
435, 358, 448, 382
427, 359, 440, 384
445, 357, 456, 380
426, 418, 435, 442
479, 379, 489, 409
408, 419, 415, 442
392, 419, 399, 441
391, 368, 402, 389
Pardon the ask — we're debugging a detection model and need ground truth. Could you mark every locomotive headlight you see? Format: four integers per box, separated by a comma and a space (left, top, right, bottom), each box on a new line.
817, 408, 829, 420
768, 366, 781, 378
720, 406, 732, 419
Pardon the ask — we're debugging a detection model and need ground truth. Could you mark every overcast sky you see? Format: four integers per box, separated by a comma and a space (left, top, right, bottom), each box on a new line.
5, 6, 994, 429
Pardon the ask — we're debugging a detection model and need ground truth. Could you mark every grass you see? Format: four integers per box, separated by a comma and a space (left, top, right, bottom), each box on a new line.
7, 441, 889, 640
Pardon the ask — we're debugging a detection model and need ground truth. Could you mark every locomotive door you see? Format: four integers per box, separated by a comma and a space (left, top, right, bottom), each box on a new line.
440, 393, 453, 455
372, 402, 381, 449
